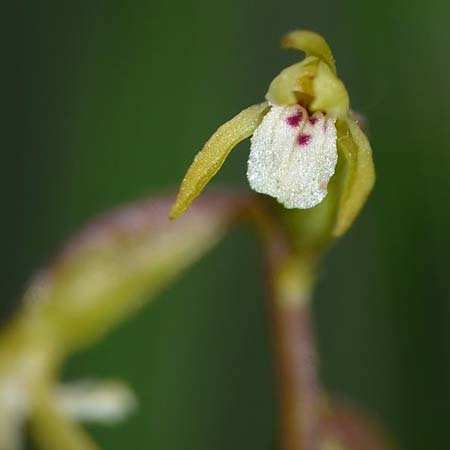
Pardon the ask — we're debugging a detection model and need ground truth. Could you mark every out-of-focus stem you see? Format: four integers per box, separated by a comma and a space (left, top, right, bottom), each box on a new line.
30, 385, 100, 450
264, 224, 320, 450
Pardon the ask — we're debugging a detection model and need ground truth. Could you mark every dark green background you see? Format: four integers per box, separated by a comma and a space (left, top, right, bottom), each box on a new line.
14, 1, 450, 449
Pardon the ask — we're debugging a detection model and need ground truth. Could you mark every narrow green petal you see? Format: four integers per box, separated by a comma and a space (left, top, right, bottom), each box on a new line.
310, 61, 349, 118
169, 102, 269, 219
282, 30, 336, 74
332, 118, 375, 237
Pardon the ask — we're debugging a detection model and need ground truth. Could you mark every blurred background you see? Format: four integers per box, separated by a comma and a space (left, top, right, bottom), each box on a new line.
13, 0, 450, 448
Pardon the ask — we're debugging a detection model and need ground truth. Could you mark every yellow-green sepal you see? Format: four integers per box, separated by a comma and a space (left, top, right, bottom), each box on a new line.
266, 116, 375, 255
332, 118, 375, 237
282, 30, 336, 74
169, 102, 270, 219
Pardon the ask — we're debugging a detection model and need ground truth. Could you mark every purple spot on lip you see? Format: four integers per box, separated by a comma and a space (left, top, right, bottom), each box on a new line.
286, 110, 303, 127
298, 134, 311, 146
308, 117, 318, 125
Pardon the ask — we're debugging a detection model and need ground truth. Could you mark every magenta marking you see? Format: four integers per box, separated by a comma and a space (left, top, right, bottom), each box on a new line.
286, 110, 303, 127
308, 117, 318, 125
298, 133, 311, 146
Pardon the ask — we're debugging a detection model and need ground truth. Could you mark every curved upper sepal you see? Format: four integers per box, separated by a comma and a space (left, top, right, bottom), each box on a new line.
282, 30, 336, 74
169, 102, 270, 219
332, 118, 375, 237
21, 192, 255, 351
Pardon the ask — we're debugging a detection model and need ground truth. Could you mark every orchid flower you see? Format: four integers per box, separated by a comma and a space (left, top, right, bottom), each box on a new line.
170, 30, 374, 243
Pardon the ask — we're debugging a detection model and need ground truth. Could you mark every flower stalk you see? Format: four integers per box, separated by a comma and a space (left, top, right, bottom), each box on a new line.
255, 196, 319, 450
266, 248, 319, 450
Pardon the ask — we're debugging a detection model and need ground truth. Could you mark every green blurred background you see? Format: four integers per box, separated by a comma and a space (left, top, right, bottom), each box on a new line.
13, 1, 450, 449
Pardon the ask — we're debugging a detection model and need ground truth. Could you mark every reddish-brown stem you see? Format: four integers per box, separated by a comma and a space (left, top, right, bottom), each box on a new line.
254, 203, 394, 450
263, 225, 320, 450
269, 295, 320, 450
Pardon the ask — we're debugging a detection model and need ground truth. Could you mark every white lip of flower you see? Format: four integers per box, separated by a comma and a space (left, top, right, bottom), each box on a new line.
247, 104, 337, 209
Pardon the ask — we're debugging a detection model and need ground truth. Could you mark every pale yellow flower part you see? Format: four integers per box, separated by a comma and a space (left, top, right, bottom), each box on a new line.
265, 57, 319, 107
310, 61, 349, 118
333, 118, 375, 237
169, 102, 270, 219
266, 60, 349, 118
282, 29, 336, 74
